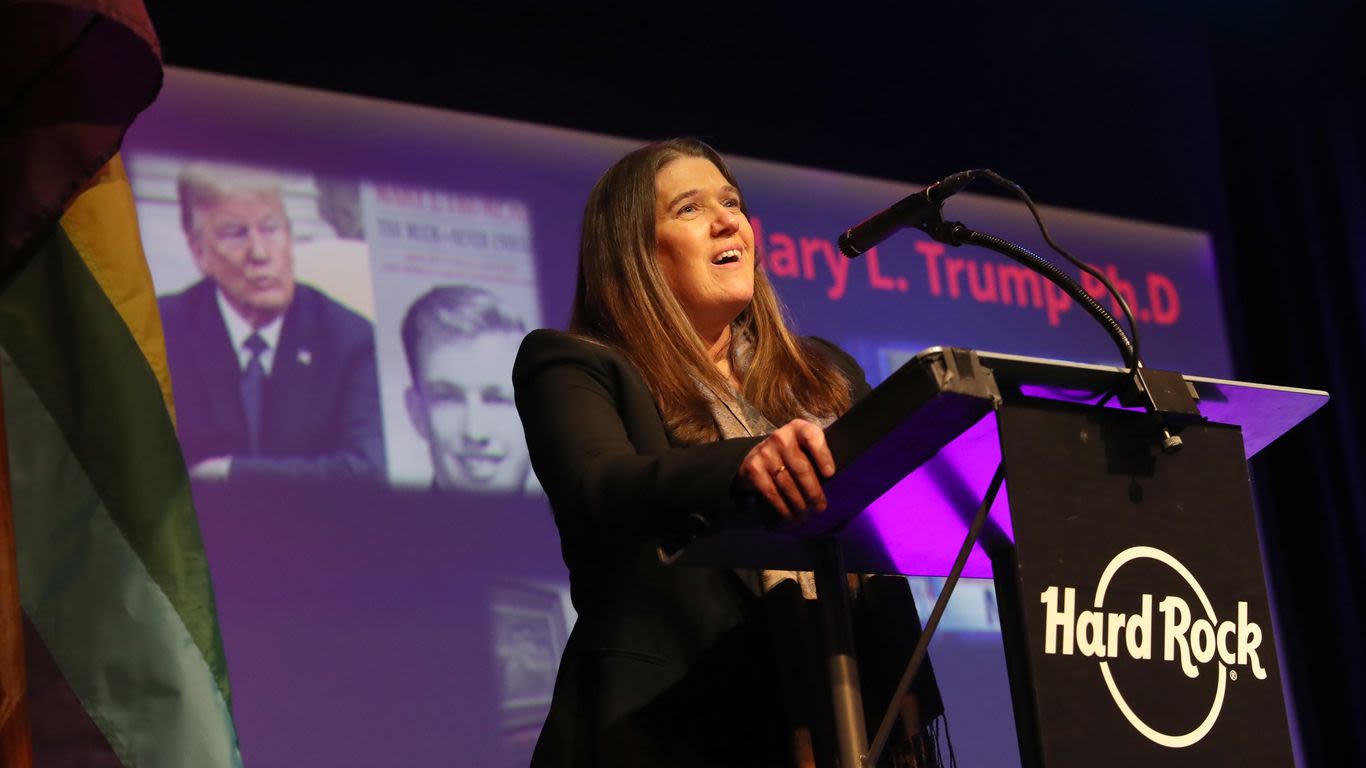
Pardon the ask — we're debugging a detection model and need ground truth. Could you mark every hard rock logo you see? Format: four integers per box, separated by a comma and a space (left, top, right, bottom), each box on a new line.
1039, 546, 1267, 747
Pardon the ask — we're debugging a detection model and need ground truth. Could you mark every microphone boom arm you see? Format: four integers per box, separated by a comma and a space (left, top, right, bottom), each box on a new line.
923, 219, 1137, 368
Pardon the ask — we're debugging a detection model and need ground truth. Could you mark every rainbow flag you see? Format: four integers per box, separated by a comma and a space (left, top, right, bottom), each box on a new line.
0, 3, 241, 766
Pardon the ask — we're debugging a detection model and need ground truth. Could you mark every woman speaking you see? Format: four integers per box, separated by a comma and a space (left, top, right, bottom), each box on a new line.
514, 139, 947, 767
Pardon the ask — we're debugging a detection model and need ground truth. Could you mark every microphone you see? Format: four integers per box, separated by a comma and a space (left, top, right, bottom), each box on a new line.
838, 170, 979, 258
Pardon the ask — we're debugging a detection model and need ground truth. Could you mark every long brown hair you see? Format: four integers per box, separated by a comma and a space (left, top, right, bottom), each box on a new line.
571, 138, 851, 444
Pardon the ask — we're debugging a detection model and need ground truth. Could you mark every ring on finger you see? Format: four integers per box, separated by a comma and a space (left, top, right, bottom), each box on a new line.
774, 465, 788, 476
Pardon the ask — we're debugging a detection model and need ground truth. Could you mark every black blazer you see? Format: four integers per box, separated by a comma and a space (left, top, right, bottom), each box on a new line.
513, 329, 872, 767
159, 279, 385, 484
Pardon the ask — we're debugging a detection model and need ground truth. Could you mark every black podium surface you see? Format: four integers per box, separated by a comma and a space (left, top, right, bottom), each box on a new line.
679, 346, 1328, 767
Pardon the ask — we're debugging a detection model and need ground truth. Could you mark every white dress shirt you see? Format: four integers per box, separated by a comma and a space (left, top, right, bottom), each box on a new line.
215, 290, 284, 375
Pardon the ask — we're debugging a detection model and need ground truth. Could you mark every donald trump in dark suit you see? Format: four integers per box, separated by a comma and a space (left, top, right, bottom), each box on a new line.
158, 164, 384, 484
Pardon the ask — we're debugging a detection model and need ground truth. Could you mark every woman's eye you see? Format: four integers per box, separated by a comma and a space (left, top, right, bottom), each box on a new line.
678, 203, 698, 215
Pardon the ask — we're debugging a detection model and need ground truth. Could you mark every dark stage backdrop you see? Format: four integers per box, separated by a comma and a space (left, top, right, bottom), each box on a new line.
127, 68, 1248, 767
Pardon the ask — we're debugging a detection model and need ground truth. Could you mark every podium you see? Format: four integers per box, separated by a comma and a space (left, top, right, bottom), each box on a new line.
681, 347, 1328, 767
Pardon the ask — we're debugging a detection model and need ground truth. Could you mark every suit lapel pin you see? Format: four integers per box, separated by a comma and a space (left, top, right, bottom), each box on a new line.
297, 349, 313, 366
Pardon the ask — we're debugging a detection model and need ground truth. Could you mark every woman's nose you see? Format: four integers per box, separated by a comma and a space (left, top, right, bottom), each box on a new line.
712, 207, 740, 235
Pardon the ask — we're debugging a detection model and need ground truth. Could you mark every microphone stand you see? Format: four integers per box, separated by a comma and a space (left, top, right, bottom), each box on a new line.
919, 215, 1202, 448
922, 218, 1136, 368
853, 200, 1204, 768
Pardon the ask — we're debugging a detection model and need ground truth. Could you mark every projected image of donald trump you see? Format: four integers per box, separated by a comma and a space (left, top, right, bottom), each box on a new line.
401, 284, 532, 493
159, 163, 384, 484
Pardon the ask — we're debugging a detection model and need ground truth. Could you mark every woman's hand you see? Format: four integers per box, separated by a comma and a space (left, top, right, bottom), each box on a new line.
737, 418, 836, 522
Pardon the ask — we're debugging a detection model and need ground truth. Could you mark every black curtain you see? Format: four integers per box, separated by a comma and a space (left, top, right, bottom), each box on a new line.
1208, 2, 1366, 765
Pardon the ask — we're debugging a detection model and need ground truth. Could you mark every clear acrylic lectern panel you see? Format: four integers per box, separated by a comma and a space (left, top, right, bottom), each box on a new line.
679, 347, 1329, 579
